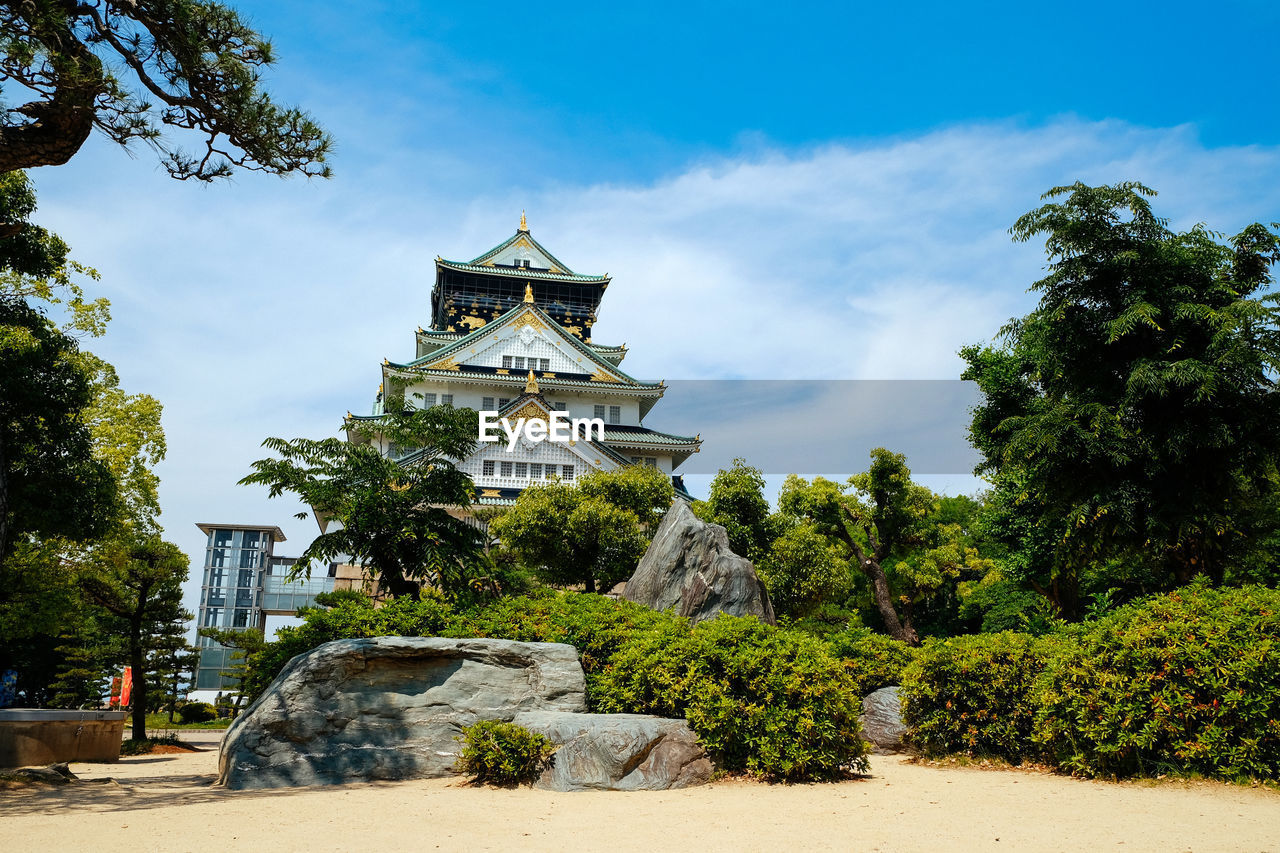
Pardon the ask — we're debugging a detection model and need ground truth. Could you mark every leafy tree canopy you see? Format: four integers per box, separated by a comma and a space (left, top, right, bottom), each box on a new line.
240, 406, 484, 600
490, 467, 654, 594
0, 0, 331, 180
691, 457, 775, 560
962, 181, 1280, 616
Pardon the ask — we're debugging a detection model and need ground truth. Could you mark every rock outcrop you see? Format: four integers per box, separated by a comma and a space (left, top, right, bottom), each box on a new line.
513, 711, 712, 791
623, 500, 775, 625
860, 686, 907, 753
217, 637, 586, 790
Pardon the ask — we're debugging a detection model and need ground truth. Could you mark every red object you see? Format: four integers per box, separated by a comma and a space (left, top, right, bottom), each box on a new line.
120, 667, 133, 708
109, 676, 121, 709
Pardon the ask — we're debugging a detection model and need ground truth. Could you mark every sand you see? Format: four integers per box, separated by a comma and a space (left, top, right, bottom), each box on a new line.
2, 732, 1277, 853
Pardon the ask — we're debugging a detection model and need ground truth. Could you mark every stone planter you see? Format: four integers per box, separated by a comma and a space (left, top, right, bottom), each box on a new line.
0, 709, 128, 767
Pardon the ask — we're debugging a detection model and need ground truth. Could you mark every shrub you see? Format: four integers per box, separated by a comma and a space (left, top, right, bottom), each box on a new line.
901, 632, 1067, 762
594, 614, 868, 781
1034, 583, 1280, 781
825, 627, 915, 696
455, 720, 554, 786
176, 702, 217, 724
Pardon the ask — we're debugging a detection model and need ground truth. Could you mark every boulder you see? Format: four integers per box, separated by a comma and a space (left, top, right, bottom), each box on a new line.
860, 686, 907, 753
513, 711, 712, 791
623, 500, 776, 625
217, 637, 586, 790
3, 762, 77, 785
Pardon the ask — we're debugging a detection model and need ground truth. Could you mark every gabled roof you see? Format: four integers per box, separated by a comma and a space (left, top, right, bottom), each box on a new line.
469, 227, 578, 274
436, 259, 609, 284
396, 300, 661, 391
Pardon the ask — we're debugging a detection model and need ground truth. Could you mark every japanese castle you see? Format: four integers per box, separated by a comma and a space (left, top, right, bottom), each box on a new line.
346, 214, 700, 504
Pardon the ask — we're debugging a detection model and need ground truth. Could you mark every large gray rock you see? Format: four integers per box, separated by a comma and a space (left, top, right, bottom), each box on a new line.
860, 686, 907, 753
217, 637, 586, 789
513, 711, 712, 791
623, 500, 775, 625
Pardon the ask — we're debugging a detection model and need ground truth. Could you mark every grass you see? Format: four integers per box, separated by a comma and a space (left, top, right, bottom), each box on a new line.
144, 711, 232, 730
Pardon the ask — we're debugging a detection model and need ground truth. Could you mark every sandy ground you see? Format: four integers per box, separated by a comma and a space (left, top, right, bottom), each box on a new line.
2, 732, 1277, 853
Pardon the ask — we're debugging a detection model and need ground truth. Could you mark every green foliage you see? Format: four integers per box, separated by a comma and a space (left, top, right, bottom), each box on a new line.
963, 182, 1280, 616
78, 535, 191, 740
241, 405, 485, 600
824, 627, 915, 696
692, 458, 775, 559
576, 464, 674, 529
490, 478, 648, 594
455, 720, 555, 787
177, 702, 217, 724
901, 632, 1065, 762
1034, 584, 1280, 781
0, 1, 332, 179
594, 614, 868, 781
758, 522, 851, 619
0, 296, 117, 561
778, 454, 997, 645
244, 591, 867, 782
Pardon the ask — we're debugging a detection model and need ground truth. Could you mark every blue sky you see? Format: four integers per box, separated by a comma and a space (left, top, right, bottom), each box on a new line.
16, 1, 1280, 622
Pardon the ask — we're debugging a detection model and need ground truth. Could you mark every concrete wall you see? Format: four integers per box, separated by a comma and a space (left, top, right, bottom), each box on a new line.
0, 710, 127, 767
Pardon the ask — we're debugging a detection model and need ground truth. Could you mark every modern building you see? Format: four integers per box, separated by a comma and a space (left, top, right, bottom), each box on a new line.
345, 215, 701, 504
192, 523, 370, 691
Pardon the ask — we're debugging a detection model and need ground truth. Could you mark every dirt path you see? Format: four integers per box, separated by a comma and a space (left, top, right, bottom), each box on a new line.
2, 742, 1276, 852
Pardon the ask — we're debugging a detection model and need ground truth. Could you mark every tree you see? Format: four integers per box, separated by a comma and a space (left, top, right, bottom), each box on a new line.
0, 295, 116, 563
490, 473, 649, 594
962, 182, 1280, 617
78, 535, 190, 741
148, 611, 198, 722
757, 521, 851, 619
241, 405, 484, 600
779, 449, 993, 644
576, 464, 673, 530
691, 458, 775, 560
0, 1, 331, 180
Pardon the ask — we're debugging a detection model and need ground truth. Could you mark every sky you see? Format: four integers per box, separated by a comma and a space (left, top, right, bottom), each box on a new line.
14, 1, 1280, 624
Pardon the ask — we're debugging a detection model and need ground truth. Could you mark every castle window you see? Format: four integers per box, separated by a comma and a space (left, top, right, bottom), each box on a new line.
515, 258, 531, 269
498, 398, 511, 408
441, 394, 454, 407
562, 465, 575, 481
609, 406, 621, 424
482, 460, 495, 477
514, 356, 525, 370
594, 405, 605, 419
539, 358, 550, 371
554, 401, 567, 411
515, 462, 528, 478
645, 457, 658, 467
500, 461, 513, 477
502, 356, 512, 369
423, 393, 437, 407
631, 456, 641, 464
482, 397, 495, 410
530, 463, 543, 479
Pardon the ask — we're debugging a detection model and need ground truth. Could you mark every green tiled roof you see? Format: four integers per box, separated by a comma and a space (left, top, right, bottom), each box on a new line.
468, 229, 579, 274
602, 426, 700, 447
437, 259, 608, 283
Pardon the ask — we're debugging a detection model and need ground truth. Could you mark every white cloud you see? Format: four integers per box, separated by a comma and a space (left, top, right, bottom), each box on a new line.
21, 118, 1280, 620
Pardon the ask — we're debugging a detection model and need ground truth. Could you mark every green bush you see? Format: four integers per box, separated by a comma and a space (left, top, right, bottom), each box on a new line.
176, 702, 217, 724
825, 627, 915, 696
455, 720, 554, 786
901, 632, 1066, 762
1034, 583, 1280, 781
594, 614, 868, 781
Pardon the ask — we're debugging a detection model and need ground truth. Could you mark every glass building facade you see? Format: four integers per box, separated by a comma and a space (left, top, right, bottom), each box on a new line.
194, 523, 339, 691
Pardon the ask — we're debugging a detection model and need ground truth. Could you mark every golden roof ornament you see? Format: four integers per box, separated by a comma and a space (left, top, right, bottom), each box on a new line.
519, 210, 528, 231
524, 283, 535, 303
525, 369, 539, 394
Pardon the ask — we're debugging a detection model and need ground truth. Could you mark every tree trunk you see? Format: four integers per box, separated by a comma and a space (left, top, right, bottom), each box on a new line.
0, 427, 9, 565
130, 615, 147, 742
583, 574, 596, 595
858, 552, 919, 645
